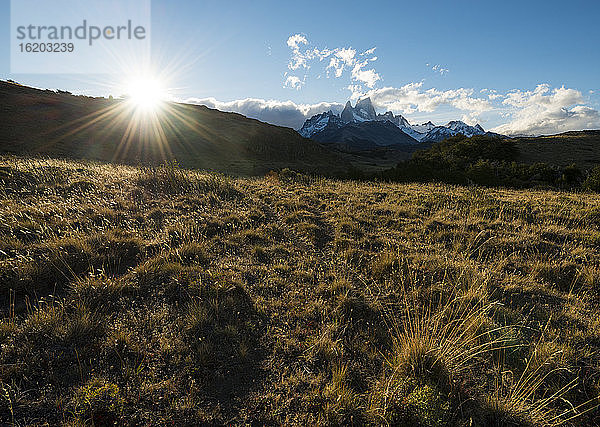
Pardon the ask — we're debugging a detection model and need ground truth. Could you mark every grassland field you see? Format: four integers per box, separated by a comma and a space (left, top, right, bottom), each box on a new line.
1, 156, 600, 425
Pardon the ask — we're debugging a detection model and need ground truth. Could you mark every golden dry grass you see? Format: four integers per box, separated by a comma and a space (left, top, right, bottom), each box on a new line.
0, 156, 599, 425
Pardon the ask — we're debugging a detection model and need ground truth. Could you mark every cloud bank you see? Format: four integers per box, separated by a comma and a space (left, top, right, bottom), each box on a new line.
363, 82, 492, 116
184, 97, 344, 129
491, 84, 600, 135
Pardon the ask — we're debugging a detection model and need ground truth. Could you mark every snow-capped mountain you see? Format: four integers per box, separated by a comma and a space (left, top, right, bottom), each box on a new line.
400, 125, 428, 141
419, 121, 488, 142
410, 121, 436, 134
339, 97, 410, 127
299, 98, 419, 150
299, 97, 494, 144
298, 111, 344, 138
447, 121, 485, 137
341, 98, 377, 122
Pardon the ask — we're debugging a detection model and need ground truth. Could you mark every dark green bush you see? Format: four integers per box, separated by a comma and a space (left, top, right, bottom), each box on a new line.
584, 165, 600, 191
375, 135, 587, 191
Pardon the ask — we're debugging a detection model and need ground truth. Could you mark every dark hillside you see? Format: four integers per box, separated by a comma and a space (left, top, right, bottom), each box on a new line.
0, 81, 348, 175
514, 130, 600, 170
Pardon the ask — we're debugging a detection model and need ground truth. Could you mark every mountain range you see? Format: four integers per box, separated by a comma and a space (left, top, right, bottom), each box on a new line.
299, 97, 500, 150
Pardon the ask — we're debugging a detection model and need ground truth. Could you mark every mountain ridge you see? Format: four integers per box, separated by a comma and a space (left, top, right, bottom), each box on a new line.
299, 97, 500, 145
0, 80, 350, 176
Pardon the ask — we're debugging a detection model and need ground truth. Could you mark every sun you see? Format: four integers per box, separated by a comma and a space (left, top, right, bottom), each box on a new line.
125, 77, 167, 112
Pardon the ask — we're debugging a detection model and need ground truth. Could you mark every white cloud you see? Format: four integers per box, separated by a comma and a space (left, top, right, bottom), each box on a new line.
284, 34, 379, 92
351, 64, 380, 88
349, 56, 381, 88
502, 84, 582, 108
481, 88, 503, 100
326, 48, 356, 78
335, 47, 356, 64
361, 82, 492, 115
284, 75, 304, 90
347, 85, 364, 100
461, 113, 480, 126
184, 97, 344, 129
491, 84, 600, 135
287, 34, 307, 50
287, 34, 312, 70
362, 47, 376, 56
431, 64, 449, 76
285, 34, 337, 73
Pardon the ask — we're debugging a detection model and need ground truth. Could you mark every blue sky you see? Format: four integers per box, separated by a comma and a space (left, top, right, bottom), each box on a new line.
1, 0, 599, 135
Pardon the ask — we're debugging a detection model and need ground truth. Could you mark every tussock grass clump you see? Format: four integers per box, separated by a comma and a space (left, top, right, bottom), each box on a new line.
369, 285, 509, 423
390, 293, 501, 382
371, 249, 407, 280
485, 343, 599, 426
176, 241, 209, 266
13, 237, 95, 292
136, 161, 241, 199
323, 363, 364, 424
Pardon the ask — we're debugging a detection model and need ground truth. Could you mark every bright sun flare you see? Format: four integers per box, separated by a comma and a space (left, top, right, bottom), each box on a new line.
126, 77, 167, 112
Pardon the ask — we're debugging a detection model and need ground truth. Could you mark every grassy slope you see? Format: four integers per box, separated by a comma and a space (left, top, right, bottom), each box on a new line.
1, 156, 599, 425
338, 143, 435, 174
515, 131, 600, 170
0, 81, 348, 176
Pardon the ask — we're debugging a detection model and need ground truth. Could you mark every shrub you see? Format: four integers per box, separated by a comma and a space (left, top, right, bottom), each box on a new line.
467, 159, 501, 187
558, 163, 584, 188
583, 165, 600, 192
278, 168, 312, 185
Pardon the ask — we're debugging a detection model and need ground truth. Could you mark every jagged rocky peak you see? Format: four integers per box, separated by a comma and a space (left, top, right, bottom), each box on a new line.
410, 121, 436, 135
445, 120, 486, 137
340, 101, 355, 123
354, 97, 377, 120
341, 97, 411, 127
298, 110, 344, 138
446, 120, 467, 130
375, 111, 410, 128
398, 115, 410, 127
340, 97, 379, 123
